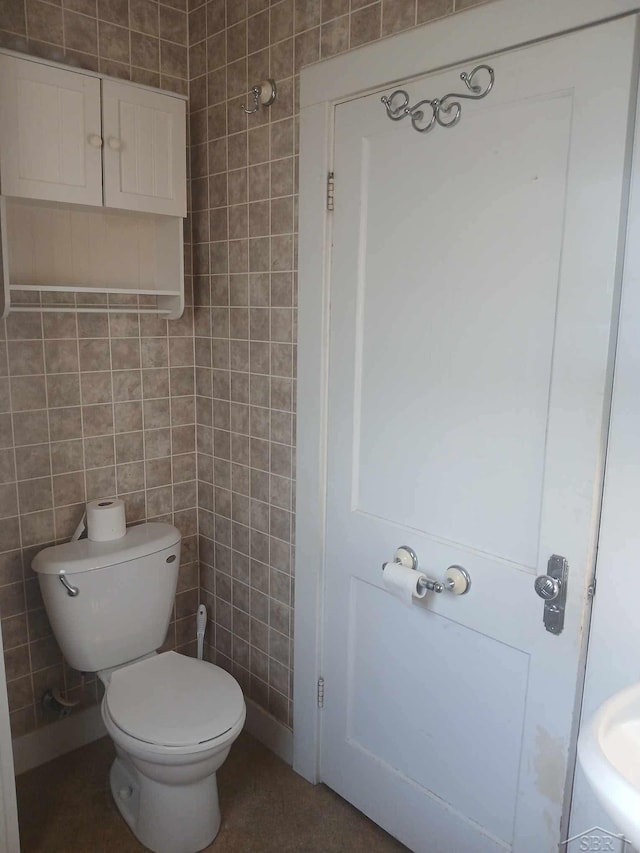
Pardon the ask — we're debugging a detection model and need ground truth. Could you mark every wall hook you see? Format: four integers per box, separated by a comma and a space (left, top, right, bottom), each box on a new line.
242, 79, 277, 115
381, 64, 494, 135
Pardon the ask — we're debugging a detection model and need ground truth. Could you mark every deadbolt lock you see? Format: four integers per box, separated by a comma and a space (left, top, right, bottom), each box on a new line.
534, 555, 568, 635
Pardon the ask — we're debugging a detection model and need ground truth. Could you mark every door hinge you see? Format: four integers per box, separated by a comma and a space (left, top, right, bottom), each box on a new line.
588, 576, 597, 598
326, 172, 335, 211
317, 676, 325, 709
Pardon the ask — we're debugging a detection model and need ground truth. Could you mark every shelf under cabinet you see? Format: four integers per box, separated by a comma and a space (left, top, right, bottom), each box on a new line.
10, 284, 183, 296
0, 197, 185, 319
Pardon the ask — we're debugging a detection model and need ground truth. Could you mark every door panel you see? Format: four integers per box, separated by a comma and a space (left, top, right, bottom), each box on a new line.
349, 579, 529, 843
321, 18, 637, 853
102, 80, 186, 216
356, 95, 570, 566
0, 56, 102, 206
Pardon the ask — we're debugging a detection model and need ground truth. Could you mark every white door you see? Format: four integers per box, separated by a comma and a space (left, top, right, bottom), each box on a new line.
102, 80, 186, 217
0, 55, 102, 206
322, 18, 637, 853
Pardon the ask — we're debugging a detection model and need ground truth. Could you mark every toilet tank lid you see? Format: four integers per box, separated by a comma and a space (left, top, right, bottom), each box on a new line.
31, 522, 181, 576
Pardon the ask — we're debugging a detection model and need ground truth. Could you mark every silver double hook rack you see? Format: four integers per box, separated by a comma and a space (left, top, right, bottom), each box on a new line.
381, 64, 495, 135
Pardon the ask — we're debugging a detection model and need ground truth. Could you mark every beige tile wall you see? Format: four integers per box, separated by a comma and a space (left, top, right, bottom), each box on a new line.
0, 0, 188, 93
0, 0, 496, 742
190, 0, 493, 730
0, 0, 197, 739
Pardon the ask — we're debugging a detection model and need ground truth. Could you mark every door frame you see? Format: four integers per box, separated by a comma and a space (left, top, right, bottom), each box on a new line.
568, 62, 640, 843
0, 619, 20, 851
293, 0, 640, 787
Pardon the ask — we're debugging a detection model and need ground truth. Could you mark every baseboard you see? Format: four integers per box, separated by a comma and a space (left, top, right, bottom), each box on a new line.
244, 698, 293, 766
12, 698, 292, 775
12, 704, 107, 776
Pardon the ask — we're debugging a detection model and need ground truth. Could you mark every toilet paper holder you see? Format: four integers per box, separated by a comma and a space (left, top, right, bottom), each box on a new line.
382, 546, 471, 595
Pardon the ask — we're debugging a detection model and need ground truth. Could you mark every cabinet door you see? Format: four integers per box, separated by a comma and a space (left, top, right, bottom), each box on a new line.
102, 80, 186, 217
0, 55, 103, 206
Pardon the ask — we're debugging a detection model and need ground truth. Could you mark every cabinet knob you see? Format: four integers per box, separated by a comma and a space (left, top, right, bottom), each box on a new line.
88, 134, 103, 148
107, 137, 122, 151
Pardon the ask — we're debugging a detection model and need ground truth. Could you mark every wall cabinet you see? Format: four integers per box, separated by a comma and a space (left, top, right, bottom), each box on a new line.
0, 55, 186, 216
0, 51, 187, 319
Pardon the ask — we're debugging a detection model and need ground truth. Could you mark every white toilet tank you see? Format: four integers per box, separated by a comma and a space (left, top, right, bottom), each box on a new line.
32, 522, 181, 673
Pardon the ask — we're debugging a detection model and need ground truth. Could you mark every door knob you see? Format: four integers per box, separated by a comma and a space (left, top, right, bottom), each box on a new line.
534, 575, 561, 601
88, 134, 103, 147
534, 555, 568, 634
108, 137, 122, 150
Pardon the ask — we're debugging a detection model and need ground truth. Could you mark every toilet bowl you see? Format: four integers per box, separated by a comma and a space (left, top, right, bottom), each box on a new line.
31, 522, 247, 853
99, 651, 246, 853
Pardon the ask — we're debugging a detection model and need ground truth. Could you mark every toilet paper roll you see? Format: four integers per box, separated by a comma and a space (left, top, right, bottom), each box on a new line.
382, 561, 427, 606
86, 498, 126, 542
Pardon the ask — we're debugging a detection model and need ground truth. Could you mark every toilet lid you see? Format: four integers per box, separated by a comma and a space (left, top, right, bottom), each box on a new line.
105, 652, 245, 747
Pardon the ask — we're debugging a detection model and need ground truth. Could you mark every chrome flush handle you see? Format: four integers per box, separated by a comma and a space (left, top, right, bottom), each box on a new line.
59, 572, 79, 597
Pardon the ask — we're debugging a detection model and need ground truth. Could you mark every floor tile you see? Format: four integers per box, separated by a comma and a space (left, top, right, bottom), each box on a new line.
16, 732, 407, 852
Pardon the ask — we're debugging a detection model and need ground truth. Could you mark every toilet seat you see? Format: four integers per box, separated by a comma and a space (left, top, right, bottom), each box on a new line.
105, 651, 245, 748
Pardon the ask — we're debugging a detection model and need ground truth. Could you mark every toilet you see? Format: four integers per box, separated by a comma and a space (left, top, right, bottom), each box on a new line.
32, 522, 246, 853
